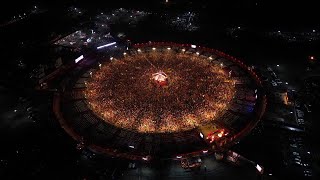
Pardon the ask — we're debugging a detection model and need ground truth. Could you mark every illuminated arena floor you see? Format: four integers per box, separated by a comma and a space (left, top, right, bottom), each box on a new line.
54, 42, 266, 159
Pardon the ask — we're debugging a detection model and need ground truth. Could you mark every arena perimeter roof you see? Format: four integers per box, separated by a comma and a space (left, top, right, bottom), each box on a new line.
53, 42, 266, 159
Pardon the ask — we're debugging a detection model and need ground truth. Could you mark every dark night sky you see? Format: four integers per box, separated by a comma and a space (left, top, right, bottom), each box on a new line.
0, 0, 318, 27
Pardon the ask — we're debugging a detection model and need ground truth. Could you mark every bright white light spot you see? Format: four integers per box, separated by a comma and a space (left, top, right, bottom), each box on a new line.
256, 164, 263, 173
167, 47, 171, 50
176, 156, 182, 159
209, 56, 213, 60
14, 109, 17, 113
110, 57, 114, 60
181, 49, 186, 52
313, 29, 316, 33
97, 42, 117, 49
191, 44, 197, 48
238, 26, 241, 29
220, 63, 223, 67
123, 52, 127, 55
196, 52, 200, 55
286, 82, 288, 85
277, 64, 280, 67
152, 47, 156, 50
137, 49, 141, 52
129, 145, 135, 149
75, 55, 84, 63
199, 132, 204, 138
202, 150, 208, 153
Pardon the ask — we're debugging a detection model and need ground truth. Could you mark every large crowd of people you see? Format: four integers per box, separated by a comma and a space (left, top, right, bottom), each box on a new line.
84, 48, 236, 133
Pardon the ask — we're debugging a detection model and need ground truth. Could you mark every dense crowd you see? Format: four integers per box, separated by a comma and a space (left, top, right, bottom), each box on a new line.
84, 48, 235, 133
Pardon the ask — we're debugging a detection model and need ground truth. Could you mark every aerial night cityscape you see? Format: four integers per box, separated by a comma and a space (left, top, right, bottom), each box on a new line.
0, 0, 319, 179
